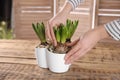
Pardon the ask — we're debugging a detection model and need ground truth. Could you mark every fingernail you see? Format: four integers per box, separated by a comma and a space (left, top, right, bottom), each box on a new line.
54, 42, 57, 46
64, 56, 67, 60
65, 62, 68, 65
65, 61, 70, 65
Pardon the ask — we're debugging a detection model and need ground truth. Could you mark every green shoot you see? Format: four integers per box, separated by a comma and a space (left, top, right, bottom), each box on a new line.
32, 22, 47, 44
53, 19, 79, 44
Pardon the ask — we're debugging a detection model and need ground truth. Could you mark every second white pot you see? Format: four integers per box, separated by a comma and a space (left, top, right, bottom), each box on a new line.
46, 49, 71, 73
35, 47, 48, 68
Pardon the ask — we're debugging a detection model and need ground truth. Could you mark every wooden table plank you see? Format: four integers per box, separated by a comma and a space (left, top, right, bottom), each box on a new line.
0, 40, 120, 68
0, 63, 120, 80
0, 40, 39, 64
0, 40, 120, 79
0, 57, 36, 64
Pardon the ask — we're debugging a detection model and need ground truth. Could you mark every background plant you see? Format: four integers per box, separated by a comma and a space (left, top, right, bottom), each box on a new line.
0, 21, 13, 39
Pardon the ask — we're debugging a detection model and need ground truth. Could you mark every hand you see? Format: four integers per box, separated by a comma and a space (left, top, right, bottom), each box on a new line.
46, 11, 67, 46
65, 26, 109, 64
46, 2, 73, 46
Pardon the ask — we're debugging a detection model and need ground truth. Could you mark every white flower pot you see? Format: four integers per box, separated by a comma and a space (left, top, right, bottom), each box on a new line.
35, 47, 48, 68
46, 49, 71, 73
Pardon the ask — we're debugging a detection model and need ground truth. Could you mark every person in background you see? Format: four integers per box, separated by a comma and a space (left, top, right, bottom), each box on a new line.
46, 0, 120, 64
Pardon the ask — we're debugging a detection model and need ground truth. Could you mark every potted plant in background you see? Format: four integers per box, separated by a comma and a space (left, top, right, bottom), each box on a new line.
0, 21, 13, 39
46, 19, 79, 73
32, 22, 48, 68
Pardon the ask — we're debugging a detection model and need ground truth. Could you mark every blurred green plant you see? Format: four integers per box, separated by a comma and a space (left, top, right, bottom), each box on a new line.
0, 21, 13, 39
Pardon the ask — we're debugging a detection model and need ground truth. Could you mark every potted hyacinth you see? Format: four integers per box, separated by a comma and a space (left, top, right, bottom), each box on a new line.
32, 19, 79, 73
46, 19, 79, 73
32, 22, 48, 68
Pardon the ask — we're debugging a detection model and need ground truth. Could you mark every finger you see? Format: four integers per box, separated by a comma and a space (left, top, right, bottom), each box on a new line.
65, 38, 79, 47
49, 23, 57, 46
46, 23, 52, 42
65, 47, 87, 64
64, 42, 81, 61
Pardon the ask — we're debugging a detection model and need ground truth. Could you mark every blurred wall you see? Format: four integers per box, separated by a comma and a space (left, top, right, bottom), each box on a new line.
0, 0, 12, 29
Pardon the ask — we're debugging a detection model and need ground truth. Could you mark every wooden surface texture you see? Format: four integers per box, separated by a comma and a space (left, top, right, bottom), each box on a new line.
0, 40, 120, 80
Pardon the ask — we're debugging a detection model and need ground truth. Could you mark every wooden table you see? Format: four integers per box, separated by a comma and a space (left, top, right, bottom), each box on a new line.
0, 40, 120, 80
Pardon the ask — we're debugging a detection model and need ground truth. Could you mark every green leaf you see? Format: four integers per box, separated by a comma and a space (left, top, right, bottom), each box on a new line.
73, 20, 79, 30
37, 23, 46, 43
53, 27, 60, 43
41, 22, 46, 42
53, 27, 57, 34
66, 19, 71, 30
32, 23, 41, 40
68, 20, 79, 39
32, 22, 46, 43
56, 28, 61, 43
66, 19, 72, 39
60, 24, 67, 44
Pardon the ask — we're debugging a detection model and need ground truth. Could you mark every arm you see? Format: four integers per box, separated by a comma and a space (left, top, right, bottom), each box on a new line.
65, 19, 120, 64
104, 19, 120, 40
68, 0, 84, 9
65, 25, 110, 64
59, 0, 85, 15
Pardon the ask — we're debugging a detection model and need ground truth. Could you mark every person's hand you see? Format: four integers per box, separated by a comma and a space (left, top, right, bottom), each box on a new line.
46, 11, 67, 46
65, 26, 109, 64
46, 1, 73, 46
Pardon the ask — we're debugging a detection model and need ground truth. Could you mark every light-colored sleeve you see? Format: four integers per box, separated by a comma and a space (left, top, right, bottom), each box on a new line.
68, 0, 84, 9
104, 19, 120, 41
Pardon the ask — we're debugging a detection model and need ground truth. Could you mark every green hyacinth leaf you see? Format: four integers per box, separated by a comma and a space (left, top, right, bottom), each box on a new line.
60, 24, 67, 44
32, 22, 46, 43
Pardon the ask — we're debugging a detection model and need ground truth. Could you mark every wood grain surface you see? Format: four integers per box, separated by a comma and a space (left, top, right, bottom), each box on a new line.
0, 40, 120, 80
0, 63, 120, 80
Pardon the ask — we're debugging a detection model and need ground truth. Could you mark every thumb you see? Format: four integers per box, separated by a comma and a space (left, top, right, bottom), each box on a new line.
49, 23, 57, 46
65, 38, 79, 47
